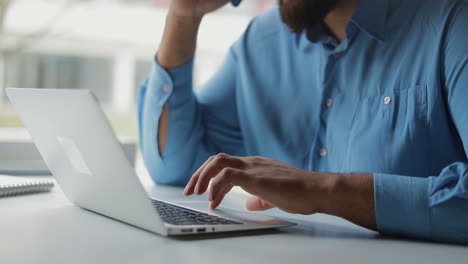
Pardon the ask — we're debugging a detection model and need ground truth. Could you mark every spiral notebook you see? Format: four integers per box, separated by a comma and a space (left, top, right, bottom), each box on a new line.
0, 175, 54, 198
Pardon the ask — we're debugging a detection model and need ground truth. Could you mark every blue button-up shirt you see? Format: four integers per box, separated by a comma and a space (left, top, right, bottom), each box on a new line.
139, 0, 468, 244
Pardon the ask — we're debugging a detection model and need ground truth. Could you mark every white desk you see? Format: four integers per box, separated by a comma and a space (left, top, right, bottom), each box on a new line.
0, 176, 467, 264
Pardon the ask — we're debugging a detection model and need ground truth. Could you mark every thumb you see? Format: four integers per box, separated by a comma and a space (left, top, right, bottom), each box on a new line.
246, 196, 275, 211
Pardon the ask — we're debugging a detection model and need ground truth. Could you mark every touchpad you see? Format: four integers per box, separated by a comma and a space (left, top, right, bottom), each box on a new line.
177, 202, 283, 225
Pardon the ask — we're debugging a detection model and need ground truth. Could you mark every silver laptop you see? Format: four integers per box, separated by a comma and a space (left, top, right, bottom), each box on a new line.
6, 88, 295, 236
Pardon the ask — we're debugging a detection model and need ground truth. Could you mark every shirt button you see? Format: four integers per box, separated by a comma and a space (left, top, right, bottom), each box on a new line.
334, 52, 343, 58
163, 85, 172, 93
326, 98, 333, 108
384, 96, 392, 105
319, 148, 328, 157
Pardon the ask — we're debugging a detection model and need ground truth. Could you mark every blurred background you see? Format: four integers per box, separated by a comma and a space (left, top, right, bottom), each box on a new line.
0, 0, 276, 140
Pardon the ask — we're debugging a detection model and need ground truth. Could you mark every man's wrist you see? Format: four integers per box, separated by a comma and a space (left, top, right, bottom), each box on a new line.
318, 173, 377, 230
166, 9, 203, 30
156, 11, 202, 70
167, 8, 204, 22
314, 172, 343, 215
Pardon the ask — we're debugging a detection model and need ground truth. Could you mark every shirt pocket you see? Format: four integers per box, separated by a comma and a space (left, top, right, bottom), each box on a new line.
342, 84, 428, 175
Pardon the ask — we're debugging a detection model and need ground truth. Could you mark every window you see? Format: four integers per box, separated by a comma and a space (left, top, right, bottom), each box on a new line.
0, 0, 276, 138
4, 53, 113, 101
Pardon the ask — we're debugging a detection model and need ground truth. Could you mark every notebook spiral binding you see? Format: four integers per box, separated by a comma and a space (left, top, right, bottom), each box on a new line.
0, 181, 54, 197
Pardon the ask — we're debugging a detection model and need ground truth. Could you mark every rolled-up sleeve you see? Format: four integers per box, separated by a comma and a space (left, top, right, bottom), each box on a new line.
374, 169, 468, 244
138, 47, 244, 186
139, 60, 201, 186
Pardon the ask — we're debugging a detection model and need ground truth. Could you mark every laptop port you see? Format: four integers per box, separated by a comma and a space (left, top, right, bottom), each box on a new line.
181, 228, 193, 233
197, 228, 206, 232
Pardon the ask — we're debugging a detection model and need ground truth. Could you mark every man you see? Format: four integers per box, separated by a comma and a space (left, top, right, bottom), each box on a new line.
139, 0, 468, 244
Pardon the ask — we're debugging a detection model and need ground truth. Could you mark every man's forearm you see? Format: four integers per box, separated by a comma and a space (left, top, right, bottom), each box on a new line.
184, 153, 378, 229
156, 12, 202, 154
323, 173, 377, 231
157, 11, 202, 70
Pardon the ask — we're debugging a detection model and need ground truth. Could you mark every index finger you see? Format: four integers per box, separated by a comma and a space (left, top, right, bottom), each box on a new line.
194, 153, 242, 195
209, 168, 252, 202
184, 155, 215, 195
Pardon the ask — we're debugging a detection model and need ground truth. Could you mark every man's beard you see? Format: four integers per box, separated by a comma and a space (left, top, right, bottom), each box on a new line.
279, 0, 342, 34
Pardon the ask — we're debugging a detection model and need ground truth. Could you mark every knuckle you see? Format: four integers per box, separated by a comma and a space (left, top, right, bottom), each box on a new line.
219, 167, 234, 178
213, 153, 231, 165
215, 153, 228, 160
246, 156, 263, 166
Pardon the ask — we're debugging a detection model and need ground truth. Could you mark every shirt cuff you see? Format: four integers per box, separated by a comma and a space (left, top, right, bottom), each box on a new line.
374, 173, 432, 240
147, 59, 194, 107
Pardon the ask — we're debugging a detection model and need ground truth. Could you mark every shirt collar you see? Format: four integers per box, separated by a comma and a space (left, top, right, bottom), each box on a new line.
351, 0, 388, 43
297, 0, 388, 51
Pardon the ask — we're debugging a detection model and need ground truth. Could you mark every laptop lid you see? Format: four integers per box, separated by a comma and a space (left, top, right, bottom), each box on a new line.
6, 88, 167, 236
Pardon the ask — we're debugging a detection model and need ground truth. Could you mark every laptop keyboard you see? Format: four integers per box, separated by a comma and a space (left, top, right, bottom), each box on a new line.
151, 199, 243, 226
